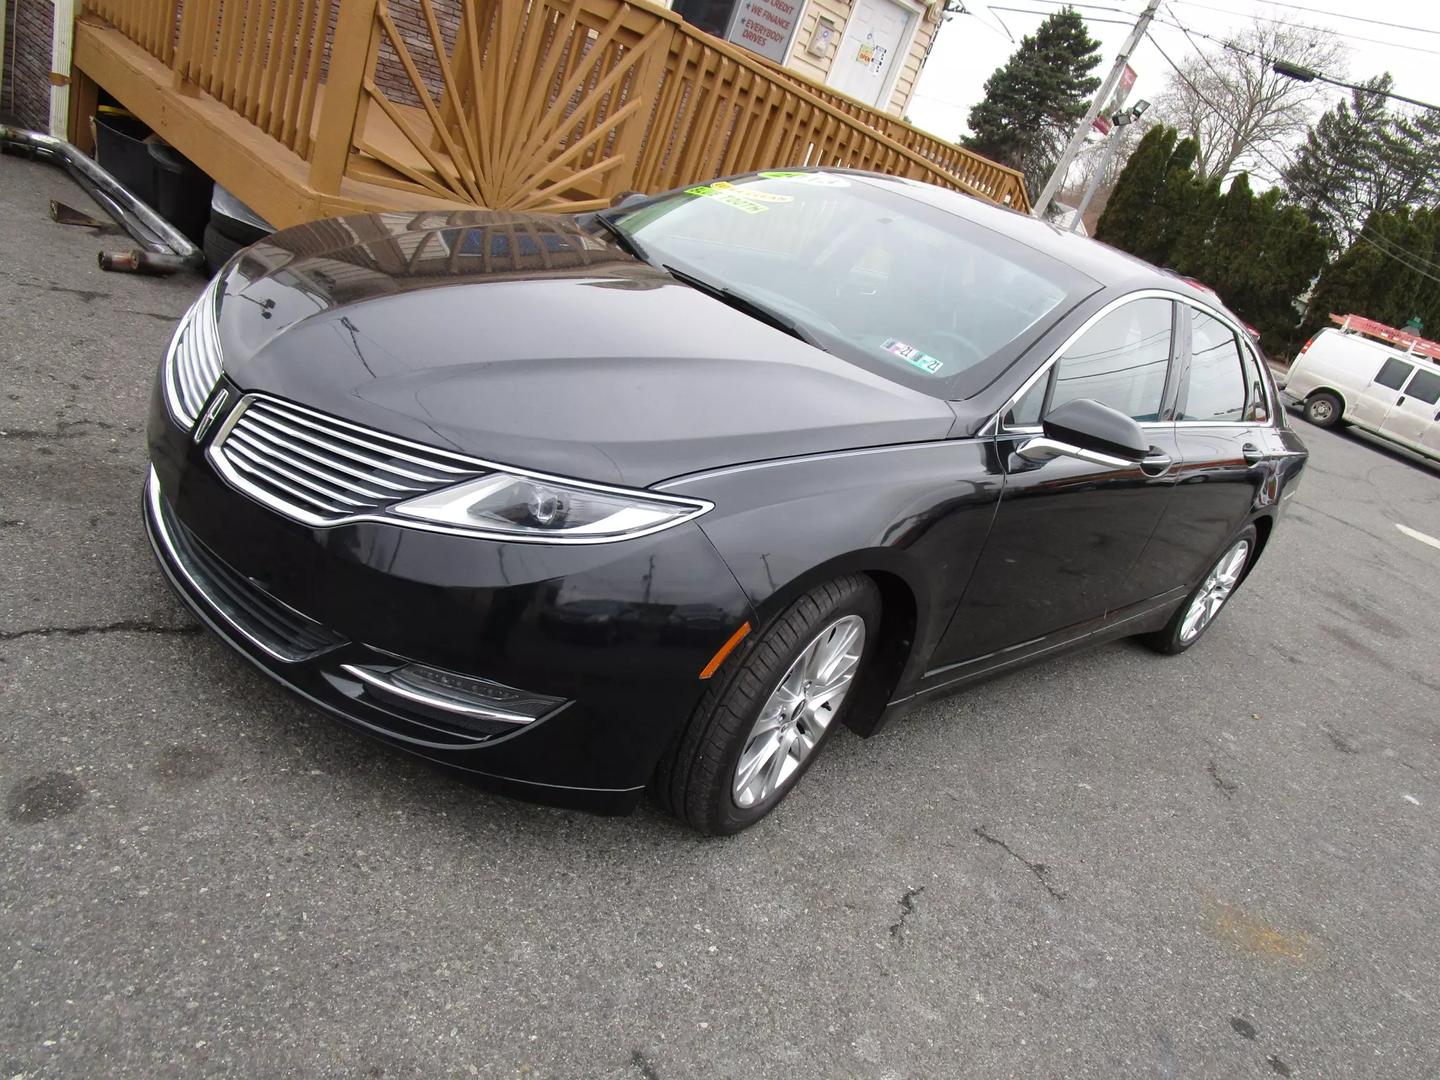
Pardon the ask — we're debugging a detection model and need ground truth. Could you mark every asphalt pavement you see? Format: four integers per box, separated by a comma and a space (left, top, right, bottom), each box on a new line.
2, 154, 1438, 1079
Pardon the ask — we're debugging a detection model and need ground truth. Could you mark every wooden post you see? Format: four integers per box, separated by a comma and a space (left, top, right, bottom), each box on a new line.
67, 66, 100, 155
308, 0, 380, 194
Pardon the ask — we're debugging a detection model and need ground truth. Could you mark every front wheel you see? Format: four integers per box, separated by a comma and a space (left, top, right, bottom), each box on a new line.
1303, 391, 1343, 428
1143, 526, 1256, 655
650, 575, 879, 835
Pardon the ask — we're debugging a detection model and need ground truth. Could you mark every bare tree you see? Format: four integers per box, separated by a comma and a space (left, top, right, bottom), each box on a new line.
1152, 20, 1347, 182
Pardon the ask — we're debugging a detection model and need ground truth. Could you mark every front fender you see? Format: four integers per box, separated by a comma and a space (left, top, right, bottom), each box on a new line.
660, 440, 1005, 715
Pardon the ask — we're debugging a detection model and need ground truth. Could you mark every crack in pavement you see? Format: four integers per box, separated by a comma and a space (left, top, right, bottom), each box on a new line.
0, 619, 203, 642
1208, 760, 1239, 798
973, 826, 1067, 900
0, 419, 136, 441
16, 281, 113, 304
889, 885, 925, 941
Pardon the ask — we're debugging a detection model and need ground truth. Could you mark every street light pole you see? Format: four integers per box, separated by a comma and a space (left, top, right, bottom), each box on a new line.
1068, 138, 1121, 234
1032, 0, 1161, 219
1067, 100, 1149, 233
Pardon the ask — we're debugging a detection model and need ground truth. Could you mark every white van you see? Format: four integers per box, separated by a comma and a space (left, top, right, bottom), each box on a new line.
1280, 328, 1440, 463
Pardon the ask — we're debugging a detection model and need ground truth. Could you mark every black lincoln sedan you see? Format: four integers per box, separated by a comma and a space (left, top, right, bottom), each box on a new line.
144, 168, 1307, 833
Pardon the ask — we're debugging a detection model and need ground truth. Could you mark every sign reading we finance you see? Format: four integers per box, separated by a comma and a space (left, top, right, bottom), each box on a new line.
726, 0, 802, 64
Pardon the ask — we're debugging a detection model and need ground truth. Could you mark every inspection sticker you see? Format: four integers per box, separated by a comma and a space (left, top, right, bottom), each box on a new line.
684, 185, 770, 213
884, 338, 944, 375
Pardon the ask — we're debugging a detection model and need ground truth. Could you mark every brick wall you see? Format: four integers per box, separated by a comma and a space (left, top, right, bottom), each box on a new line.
373, 0, 463, 109
2, 0, 55, 130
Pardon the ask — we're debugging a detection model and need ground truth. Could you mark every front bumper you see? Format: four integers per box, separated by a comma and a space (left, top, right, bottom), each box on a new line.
144, 382, 755, 813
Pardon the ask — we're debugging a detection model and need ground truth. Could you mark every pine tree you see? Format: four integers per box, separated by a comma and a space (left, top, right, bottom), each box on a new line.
963, 9, 1102, 194
1285, 75, 1440, 252
1133, 136, 1201, 266
1171, 176, 1223, 278
1301, 207, 1440, 340
1094, 125, 1175, 252
1200, 172, 1260, 301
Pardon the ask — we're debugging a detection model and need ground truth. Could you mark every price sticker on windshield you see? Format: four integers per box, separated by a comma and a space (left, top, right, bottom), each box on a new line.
684, 184, 771, 214
884, 338, 944, 375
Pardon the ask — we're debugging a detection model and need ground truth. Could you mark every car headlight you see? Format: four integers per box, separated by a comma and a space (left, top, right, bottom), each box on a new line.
162, 273, 225, 430
391, 471, 711, 542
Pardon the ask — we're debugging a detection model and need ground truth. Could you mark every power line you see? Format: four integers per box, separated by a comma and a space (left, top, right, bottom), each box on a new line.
1023, 0, 1440, 38
985, 6, 1135, 26
1144, 30, 1440, 284
1149, 14, 1440, 113
1171, 0, 1440, 40
999, 0, 1146, 13
1164, 0, 1440, 58
1010, 0, 1440, 103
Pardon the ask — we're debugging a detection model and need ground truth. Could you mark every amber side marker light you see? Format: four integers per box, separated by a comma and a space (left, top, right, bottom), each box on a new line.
699, 621, 751, 679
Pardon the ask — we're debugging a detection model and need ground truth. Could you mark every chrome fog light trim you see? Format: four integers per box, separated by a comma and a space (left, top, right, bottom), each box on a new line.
339, 662, 568, 726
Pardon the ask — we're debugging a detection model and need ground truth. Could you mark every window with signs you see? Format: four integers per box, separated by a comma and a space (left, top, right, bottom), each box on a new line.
1403, 367, 1440, 405
1181, 310, 1246, 422
1047, 298, 1174, 422
1374, 357, 1415, 391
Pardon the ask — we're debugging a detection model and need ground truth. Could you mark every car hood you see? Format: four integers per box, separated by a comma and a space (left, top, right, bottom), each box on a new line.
215, 210, 956, 487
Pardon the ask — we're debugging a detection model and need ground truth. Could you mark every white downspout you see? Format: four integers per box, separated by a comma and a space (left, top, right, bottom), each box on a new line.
1, 0, 9, 120
50, 0, 75, 139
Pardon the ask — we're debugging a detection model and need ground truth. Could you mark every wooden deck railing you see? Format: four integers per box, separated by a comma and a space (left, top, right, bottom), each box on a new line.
171, 0, 335, 161
76, 0, 1029, 220
757, 58, 1030, 211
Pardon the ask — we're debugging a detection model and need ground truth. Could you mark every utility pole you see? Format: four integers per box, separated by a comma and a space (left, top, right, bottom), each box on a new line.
1032, 0, 1160, 219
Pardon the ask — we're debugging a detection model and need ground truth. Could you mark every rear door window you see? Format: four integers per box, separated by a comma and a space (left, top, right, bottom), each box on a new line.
1403, 367, 1440, 405
1240, 344, 1270, 421
1181, 310, 1246, 422
1048, 298, 1174, 422
1374, 357, 1414, 390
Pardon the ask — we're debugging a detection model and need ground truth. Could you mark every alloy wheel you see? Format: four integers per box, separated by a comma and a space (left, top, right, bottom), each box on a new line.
1179, 539, 1251, 644
732, 615, 866, 809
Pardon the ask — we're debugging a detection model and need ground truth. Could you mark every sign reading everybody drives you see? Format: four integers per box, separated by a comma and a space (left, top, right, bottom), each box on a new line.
725, 0, 802, 63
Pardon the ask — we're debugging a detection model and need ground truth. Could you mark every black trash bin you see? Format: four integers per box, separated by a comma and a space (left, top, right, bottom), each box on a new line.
93, 110, 213, 245
93, 111, 157, 207
148, 141, 213, 245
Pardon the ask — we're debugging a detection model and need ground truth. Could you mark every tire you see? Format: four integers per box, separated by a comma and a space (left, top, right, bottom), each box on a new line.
1143, 525, 1257, 655
1303, 391, 1343, 428
203, 221, 244, 275
209, 209, 271, 247
650, 575, 880, 835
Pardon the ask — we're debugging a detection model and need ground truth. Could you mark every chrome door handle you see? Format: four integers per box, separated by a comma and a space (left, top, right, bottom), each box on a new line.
1140, 450, 1172, 475
1242, 443, 1265, 466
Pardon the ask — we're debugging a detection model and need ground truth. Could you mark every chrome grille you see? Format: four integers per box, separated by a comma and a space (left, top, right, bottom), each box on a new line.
211, 396, 488, 525
163, 275, 224, 429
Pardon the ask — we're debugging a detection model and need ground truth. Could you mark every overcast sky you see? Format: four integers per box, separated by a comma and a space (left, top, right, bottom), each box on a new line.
907, 0, 1439, 146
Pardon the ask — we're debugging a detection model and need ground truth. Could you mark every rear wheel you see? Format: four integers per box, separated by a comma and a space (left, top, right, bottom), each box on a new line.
650, 575, 879, 835
1144, 526, 1256, 655
1303, 391, 1343, 428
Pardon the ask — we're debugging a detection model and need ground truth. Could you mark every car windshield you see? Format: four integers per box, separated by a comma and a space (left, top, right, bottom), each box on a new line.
609, 171, 1097, 398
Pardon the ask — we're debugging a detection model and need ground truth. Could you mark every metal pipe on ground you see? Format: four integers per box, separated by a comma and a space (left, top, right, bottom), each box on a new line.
0, 124, 204, 275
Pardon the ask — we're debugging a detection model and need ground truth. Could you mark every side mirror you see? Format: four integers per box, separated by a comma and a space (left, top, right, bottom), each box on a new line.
1017, 398, 1148, 469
